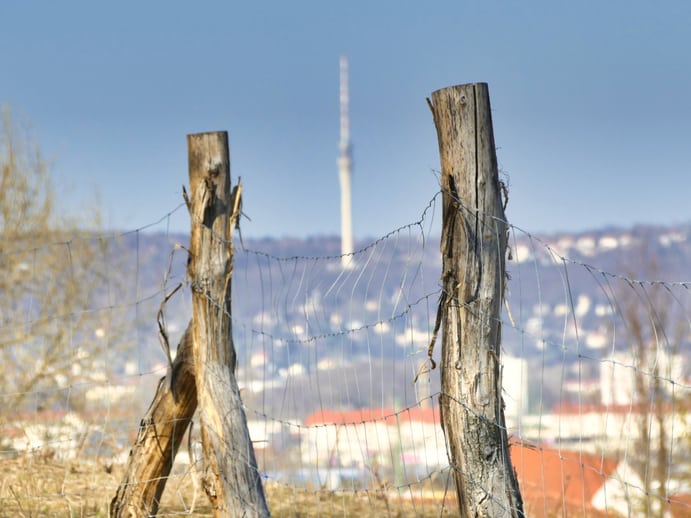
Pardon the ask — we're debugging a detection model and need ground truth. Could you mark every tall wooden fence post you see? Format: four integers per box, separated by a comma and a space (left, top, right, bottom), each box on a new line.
187, 132, 269, 517
429, 84, 524, 517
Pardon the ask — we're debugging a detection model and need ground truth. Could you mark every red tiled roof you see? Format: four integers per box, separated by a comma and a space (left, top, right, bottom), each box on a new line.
303, 406, 441, 426
510, 440, 618, 516
668, 494, 691, 518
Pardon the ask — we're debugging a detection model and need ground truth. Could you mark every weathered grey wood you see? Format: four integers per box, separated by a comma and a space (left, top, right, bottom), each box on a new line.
187, 131, 269, 517
110, 324, 197, 517
429, 84, 524, 517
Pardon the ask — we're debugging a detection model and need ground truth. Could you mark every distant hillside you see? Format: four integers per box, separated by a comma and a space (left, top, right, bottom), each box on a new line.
124, 222, 691, 358
118, 223, 690, 415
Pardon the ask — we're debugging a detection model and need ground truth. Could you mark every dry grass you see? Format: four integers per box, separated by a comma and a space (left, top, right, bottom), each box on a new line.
263, 483, 457, 517
0, 455, 117, 517
0, 455, 632, 517
0, 456, 456, 517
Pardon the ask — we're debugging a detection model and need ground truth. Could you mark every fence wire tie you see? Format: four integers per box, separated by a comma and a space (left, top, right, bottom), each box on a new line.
157, 282, 183, 399
229, 178, 244, 246
414, 289, 445, 383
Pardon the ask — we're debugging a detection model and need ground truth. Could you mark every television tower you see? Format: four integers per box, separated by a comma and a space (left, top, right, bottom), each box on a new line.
338, 55, 354, 269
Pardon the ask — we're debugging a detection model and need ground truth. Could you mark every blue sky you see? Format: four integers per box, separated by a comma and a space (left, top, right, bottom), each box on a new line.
2, 1, 690, 238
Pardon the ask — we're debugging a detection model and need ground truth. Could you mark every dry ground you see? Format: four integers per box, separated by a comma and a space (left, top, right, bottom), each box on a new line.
0, 455, 624, 517
0, 456, 457, 517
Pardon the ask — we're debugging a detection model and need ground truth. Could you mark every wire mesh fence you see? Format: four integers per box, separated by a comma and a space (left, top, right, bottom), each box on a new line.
1, 194, 689, 516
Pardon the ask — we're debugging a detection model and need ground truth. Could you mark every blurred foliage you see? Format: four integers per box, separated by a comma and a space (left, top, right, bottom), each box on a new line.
0, 107, 123, 414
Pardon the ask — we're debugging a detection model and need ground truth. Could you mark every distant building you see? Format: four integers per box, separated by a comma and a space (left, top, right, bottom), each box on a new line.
600, 352, 637, 406
502, 354, 529, 432
298, 406, 691, 515
521, 402, 691, 459
601, 350, 685, 406
301, 406, 446, 488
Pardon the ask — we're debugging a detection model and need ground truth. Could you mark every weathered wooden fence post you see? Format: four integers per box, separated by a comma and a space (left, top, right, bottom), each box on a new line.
429, 84, 524, 517
187, 131, 269, 517
112, 131, 269, 517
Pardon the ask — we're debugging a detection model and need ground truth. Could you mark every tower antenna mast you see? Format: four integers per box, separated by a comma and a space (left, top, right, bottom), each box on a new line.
338, 55, 354, 269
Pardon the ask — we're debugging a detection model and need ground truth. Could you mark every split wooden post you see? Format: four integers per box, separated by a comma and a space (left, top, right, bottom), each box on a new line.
429, 84, 524, 517
186, 131, 269, 517
110, 324, 197, 517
